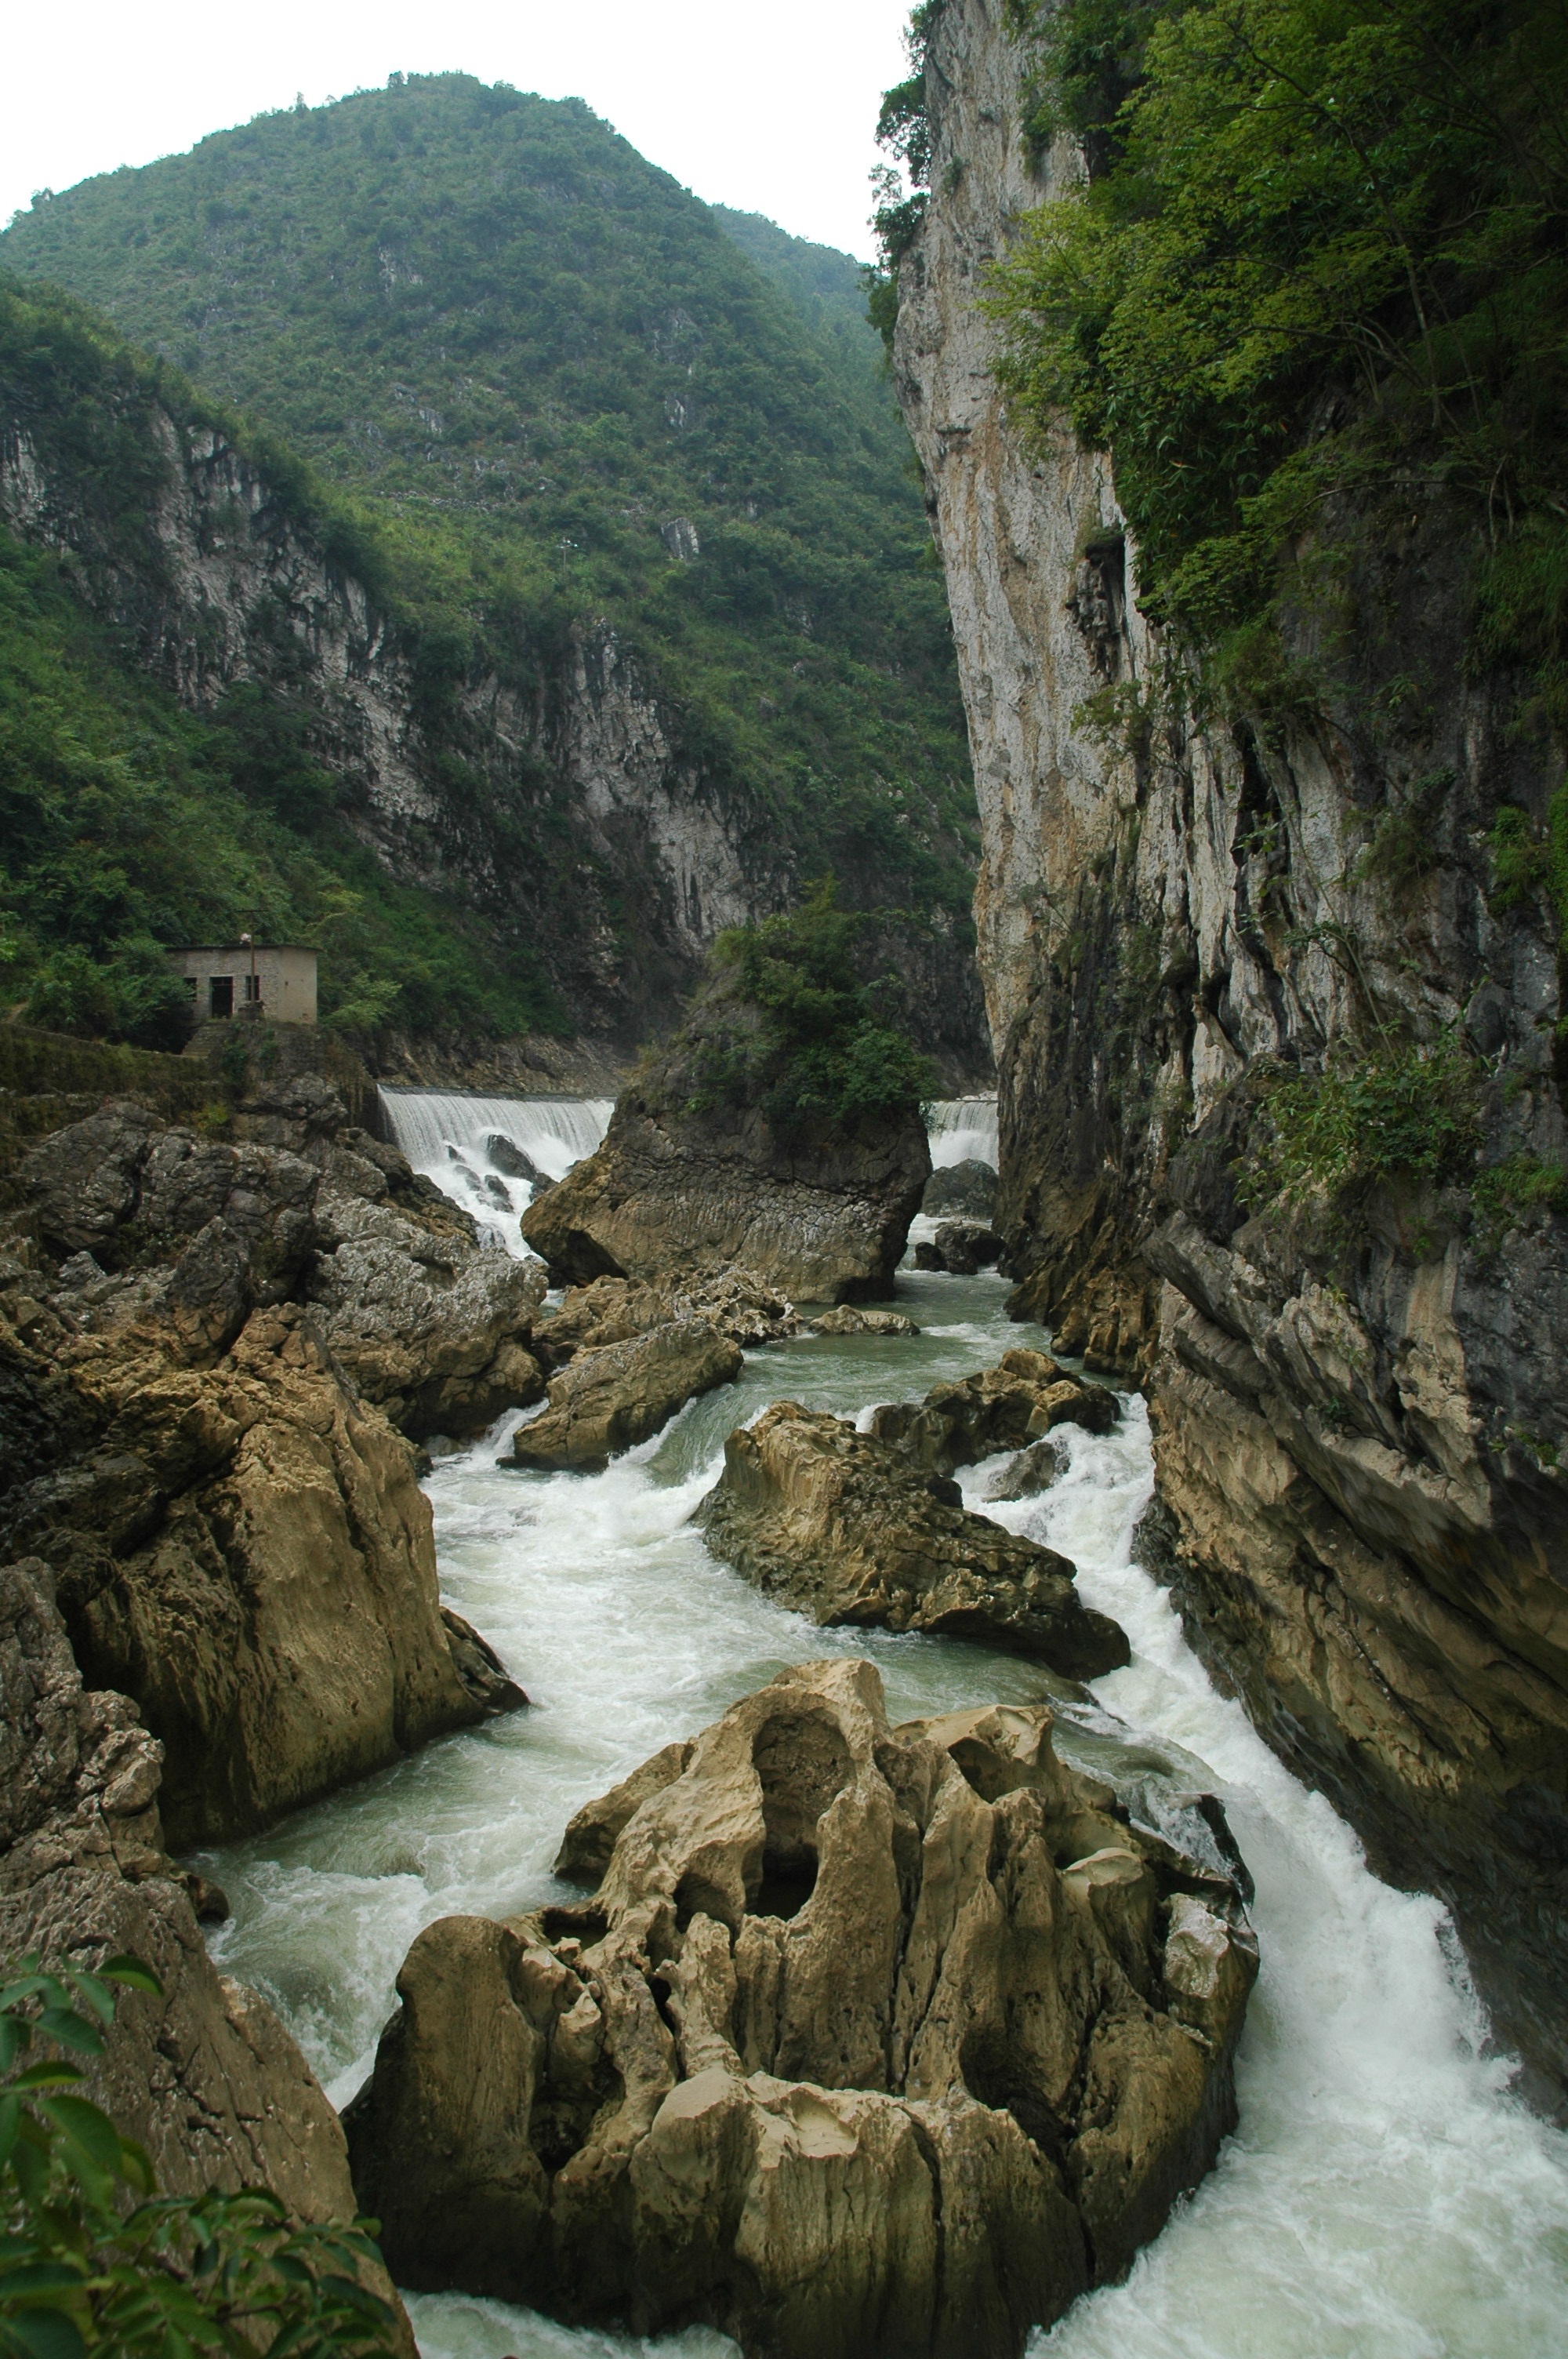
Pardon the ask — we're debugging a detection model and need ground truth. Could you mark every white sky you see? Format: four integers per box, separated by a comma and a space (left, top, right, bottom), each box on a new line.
5, 0, 914, 262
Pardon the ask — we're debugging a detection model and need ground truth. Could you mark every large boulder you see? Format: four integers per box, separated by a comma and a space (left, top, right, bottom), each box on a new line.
510, 1319, 743, 1473
869, 1350, 1120, 1475
521, 1063, 930, 1304
309, 1168, 547, 1440
695, 1402, 1127, 1677
535, 1267, 798, 1367
344, 1659, 1257, 2357
922, 1158, 998, 1220
0, 1099, 532, 1847
0, 1556, 414, 2351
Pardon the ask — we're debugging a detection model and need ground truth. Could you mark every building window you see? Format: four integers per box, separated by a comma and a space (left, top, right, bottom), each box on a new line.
209, 976, 234, 1019
243, 972, 262, 1003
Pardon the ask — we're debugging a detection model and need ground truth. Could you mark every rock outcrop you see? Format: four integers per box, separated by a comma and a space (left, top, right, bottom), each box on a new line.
0, 1556, 410, 2346
915, 1219, 1005, 1274
510, 1319, 744, 1474
344, 1659, 1257, 2357
922, 1158, 997, 1220
696, 1403, 1127, 1677
893, 0, 1568, 2096
522, 1051, 930, 1304
0, 1089, 528, 1846
535, 1268, 799, 1364
808, 1304, 920, 1337
869, 1351, 1119, 1478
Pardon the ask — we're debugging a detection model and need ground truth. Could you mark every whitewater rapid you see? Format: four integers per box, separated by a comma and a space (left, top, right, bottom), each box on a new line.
200, 1094, 1568, 2359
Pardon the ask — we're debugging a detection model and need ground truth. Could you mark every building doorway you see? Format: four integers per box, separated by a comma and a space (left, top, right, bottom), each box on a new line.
209, 976, 234, 1019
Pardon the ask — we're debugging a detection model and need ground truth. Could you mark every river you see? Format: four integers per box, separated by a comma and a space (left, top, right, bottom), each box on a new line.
199, 1094, 1568, 2359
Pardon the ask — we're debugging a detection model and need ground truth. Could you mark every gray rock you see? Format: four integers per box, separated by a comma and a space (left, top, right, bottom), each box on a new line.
922, 1158, 997, 1219
510, 1318, 743, 1471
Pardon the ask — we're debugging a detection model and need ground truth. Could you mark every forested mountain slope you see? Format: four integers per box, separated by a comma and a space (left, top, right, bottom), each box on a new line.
0, 75, 985, 1073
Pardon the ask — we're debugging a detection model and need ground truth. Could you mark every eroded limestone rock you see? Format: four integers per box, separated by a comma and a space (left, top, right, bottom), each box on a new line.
695, 1401, 1127, 1676
808, 1304, 920, 1337
346, 1659, 1256, 2357
921, 1158, 997, 1220
0, 1557, 412, 2352
510, 1319, 743, 1473
521, 1048, 930, 1303
868, 1350, 1119, 1478
1, 1098, 529, 1846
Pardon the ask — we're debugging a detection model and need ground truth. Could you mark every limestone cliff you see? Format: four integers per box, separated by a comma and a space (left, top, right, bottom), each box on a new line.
895, 0, 1568, 2103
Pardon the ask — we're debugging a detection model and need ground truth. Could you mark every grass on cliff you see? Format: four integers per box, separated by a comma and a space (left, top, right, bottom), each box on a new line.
0, 519, 563, 1048
0, 75, 978, 946
679, 881, 938, 1135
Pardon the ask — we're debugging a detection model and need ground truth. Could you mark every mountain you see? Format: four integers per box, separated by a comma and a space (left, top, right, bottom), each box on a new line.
0, 75, 987, 1074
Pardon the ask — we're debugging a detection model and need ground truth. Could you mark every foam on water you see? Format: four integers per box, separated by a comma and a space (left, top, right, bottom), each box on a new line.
378, 1089, 612, 1255
198, 1131, 1568, 2358
927, 1094, 998, 1169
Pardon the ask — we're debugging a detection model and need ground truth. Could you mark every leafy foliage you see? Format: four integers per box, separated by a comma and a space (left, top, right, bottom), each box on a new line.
1, 75, 977, 978
985, 0, 1568, 700
0, 1956, 396, 2358
0, 517, 561, 1046
682, 880, 937, 1134
1238, 1034, 1480, 1208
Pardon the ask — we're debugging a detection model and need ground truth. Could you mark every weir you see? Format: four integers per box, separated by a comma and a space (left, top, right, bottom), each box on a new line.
378, 1088, 614, 1254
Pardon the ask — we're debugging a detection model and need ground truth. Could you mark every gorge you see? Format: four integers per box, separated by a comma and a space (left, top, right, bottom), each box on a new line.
2, 2, 1568, 2350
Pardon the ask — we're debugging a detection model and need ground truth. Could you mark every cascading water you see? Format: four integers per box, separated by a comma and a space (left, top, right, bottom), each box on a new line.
195, 1100, 1568, 2357
927, 1095, 999, 1169
378, 1089, 612, 1256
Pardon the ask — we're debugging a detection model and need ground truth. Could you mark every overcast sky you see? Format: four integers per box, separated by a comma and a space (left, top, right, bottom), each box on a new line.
5, 0, 913, 260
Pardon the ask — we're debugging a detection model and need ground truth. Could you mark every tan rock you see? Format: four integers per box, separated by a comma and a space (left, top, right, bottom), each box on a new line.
696, 1401, 1127, 1677
809, 1304, 920, 1337
0, 1557, 414, 2354
869, 1350, 1118, 1477
347, 1660, 1257, 2357
521, 1056, 930, 1304
510, 1318, 744, 1472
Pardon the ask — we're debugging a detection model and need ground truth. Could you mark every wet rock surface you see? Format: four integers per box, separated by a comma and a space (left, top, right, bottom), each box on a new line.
345, 1659, 1256, 2358
868, 1350, 1120, 1478
521, 1043, 930, 1303
510, 1318, 744, 1473
695, 1401, 1127, 1677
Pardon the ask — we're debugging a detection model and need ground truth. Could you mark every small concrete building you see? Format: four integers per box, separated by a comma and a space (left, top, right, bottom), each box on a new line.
168, 943, 318, 1024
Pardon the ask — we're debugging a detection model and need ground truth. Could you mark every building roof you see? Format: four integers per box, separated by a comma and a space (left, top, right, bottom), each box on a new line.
167, 943, 319, 956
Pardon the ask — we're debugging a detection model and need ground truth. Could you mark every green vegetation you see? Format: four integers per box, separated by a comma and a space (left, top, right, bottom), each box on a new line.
0, 1955, 394, 2357
2, 75, 975, 1001
1489, 791, 1568, 952
1238, 1034, 1480, 1209
682, 880, 937, 1134
0, 499, 561, 1047
974, 0, 1568, 707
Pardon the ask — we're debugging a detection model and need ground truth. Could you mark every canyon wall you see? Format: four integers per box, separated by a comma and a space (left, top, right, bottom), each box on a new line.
895, 0, 1568, 2105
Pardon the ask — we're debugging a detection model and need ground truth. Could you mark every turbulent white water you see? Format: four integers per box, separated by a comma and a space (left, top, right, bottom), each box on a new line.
200, 1100, 1568, 2359
378, 1089, 613, 1255
927, 1094, 998, 1169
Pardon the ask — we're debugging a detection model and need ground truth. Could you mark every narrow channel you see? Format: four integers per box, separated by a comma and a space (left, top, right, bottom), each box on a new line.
199, 1097, 1568, 2359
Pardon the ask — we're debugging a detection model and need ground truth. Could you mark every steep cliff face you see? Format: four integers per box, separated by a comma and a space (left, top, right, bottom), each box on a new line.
0, 400, 789, 1048
895, 0, 1568, 2104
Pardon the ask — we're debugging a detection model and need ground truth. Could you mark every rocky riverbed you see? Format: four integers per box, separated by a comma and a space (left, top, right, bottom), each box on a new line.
187, 1233, 1568, 2359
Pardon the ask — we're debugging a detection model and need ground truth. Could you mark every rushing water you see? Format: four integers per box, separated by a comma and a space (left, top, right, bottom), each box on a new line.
201, 1096, 1568, 2359
926, 1093, 998, 1169
378, 1089, 614, 1256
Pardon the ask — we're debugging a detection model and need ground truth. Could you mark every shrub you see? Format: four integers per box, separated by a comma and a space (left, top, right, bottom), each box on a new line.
1238, 1034, 1480, 1209
683, 878, 937, 1132
0, 1954, 397, 2358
